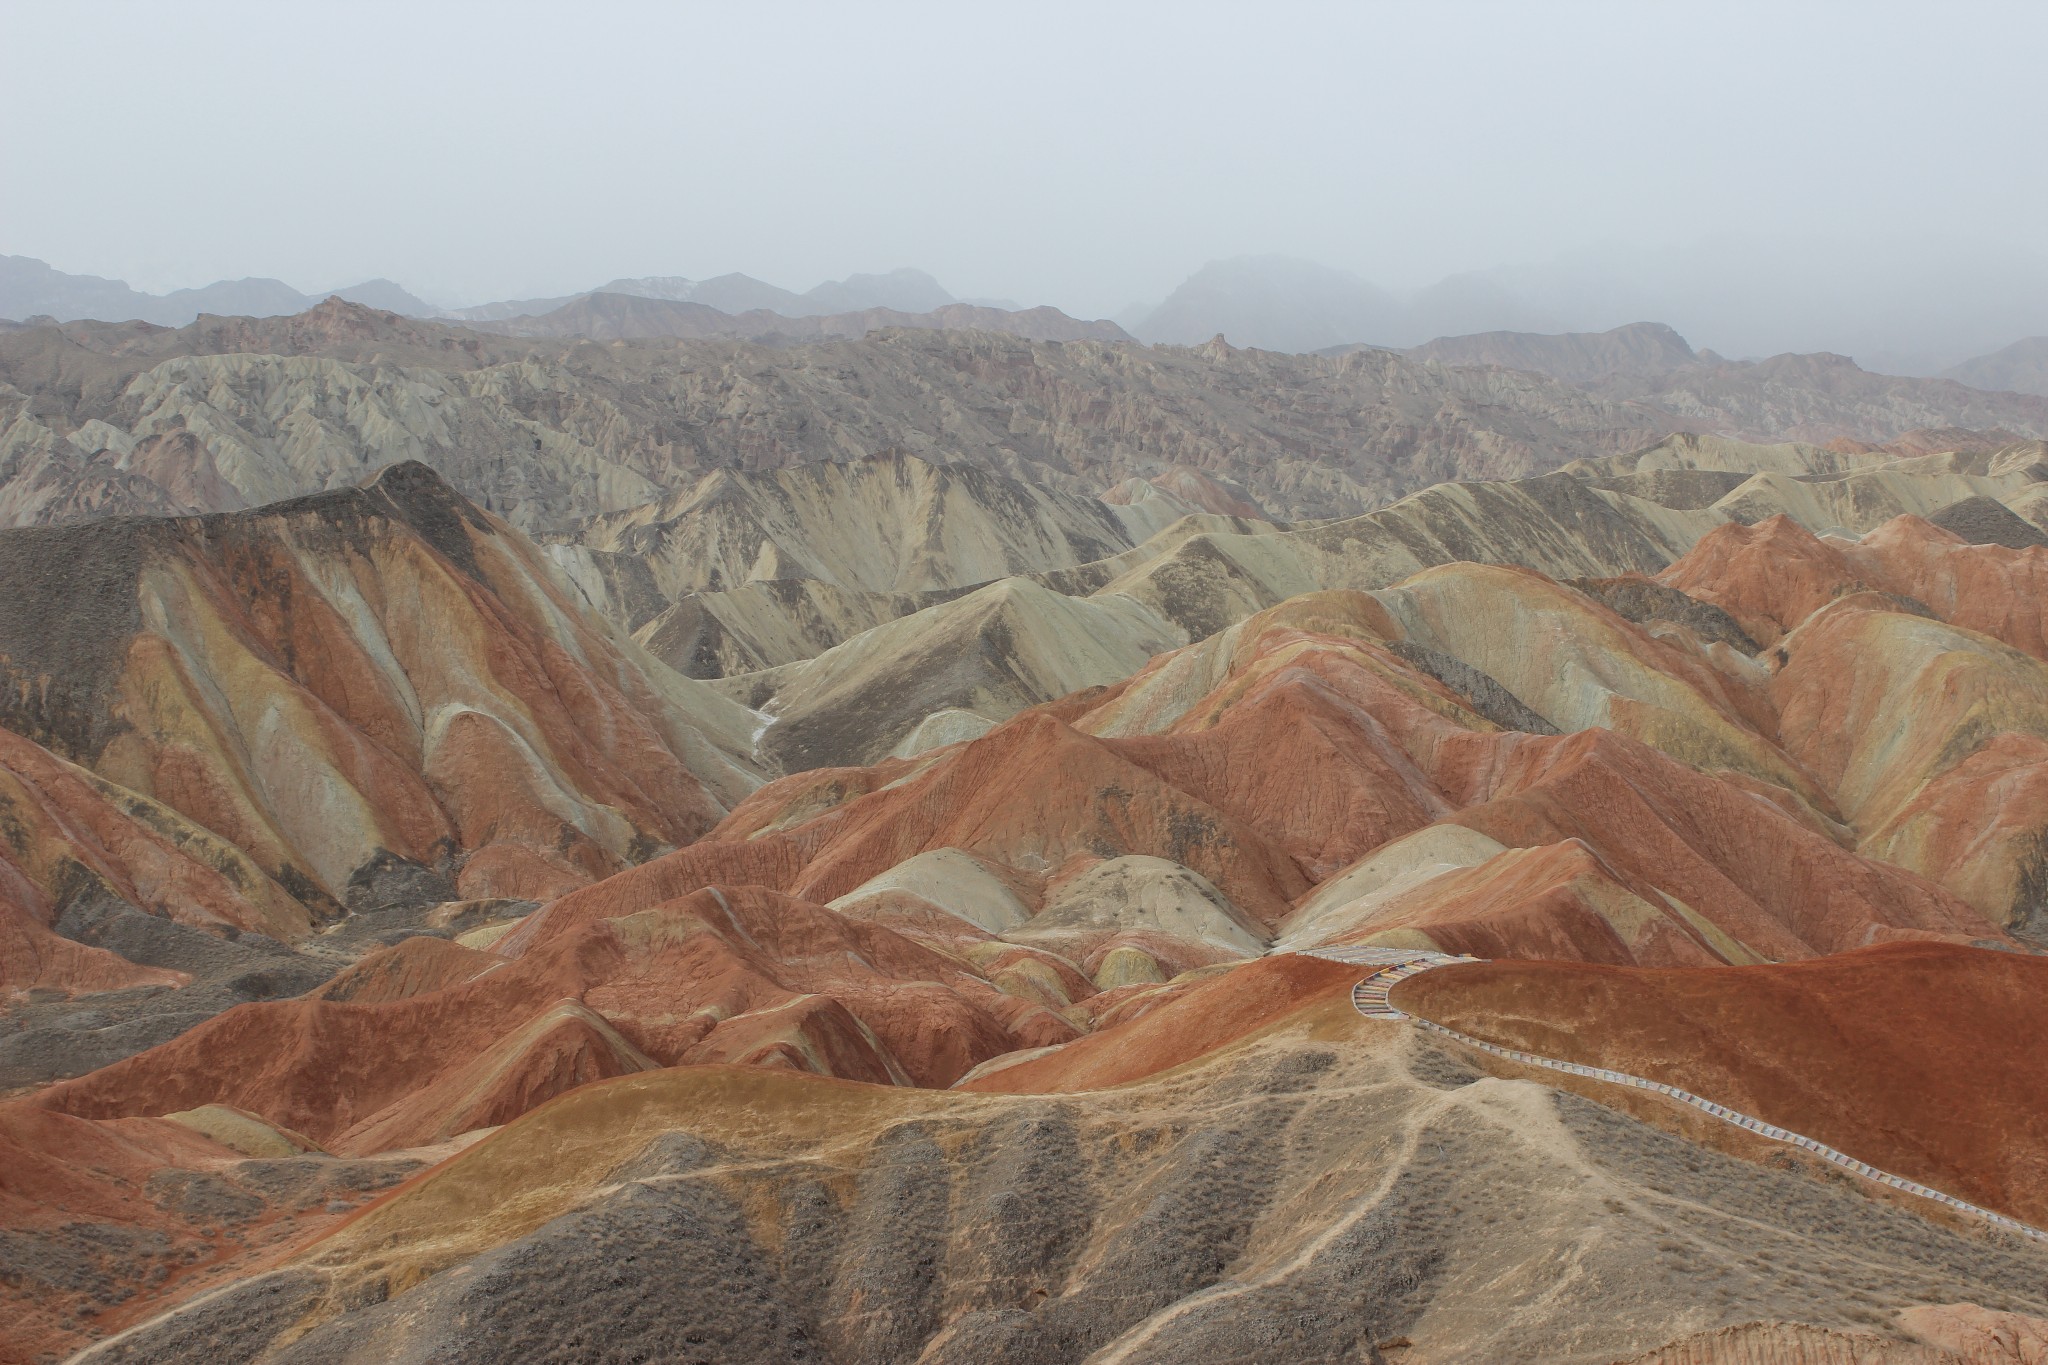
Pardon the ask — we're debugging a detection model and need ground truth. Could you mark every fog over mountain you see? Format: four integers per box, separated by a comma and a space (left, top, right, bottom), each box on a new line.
1944, 337, 2048, 397
11, 245, 2044, 384
0, 254, 444, 329
11, 5, 2048, 1360
1126, 242, 2048, 373
5, 3, 2043, 369
0, 257, 978, 331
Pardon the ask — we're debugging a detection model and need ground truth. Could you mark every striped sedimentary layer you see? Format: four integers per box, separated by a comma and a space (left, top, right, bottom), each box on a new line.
0, 462, 763, 998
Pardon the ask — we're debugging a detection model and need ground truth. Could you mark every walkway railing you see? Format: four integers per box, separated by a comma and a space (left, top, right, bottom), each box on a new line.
1302, 947, 2048, 1245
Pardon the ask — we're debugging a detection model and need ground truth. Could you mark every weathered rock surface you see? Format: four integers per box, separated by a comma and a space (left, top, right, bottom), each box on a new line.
1581, 352, 2048, 447
1898, 1303, 2048, 1364
0, 462, 760, 917
632, 577, 971, 675
13, 433, 2048, 1362
1662, 512, 2048, 931
1392, 943, 2048, 1227
731, 577, 1185, 769
0, 1098, 427, 1364
10, 302, 2045, 541
70, 1000, 2048, 1365
717, 466, 1728, 759
0, 463, 772, 1092
33, 882, 1079, 1155
0, 300, 1677, 528
564, 451, 1145, 602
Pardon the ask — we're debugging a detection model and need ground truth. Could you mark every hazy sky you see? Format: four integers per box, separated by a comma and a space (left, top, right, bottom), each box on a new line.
6, 0, 2046, 320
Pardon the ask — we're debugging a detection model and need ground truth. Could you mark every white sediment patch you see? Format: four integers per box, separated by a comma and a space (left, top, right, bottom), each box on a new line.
748, 709, 777, 764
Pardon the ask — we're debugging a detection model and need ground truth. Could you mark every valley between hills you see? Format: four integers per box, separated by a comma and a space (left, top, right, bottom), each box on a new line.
1, 303, 2047, 1364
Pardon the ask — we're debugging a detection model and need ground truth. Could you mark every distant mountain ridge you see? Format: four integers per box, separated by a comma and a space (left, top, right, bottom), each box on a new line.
1131, 255, 1572, 353
441, 267, 962, 324
0, 256, 1116, 344
0, 299, 1688, 528
1312, 321, 2048, 445
0, 255, 441, 327
0, 256, 968, 330
1394, 321, 1702, 382
1132, 256, 1412, 353
1132, 245, 2048, 369
463, 292, 1130, 344
1944, 337, 2048, 397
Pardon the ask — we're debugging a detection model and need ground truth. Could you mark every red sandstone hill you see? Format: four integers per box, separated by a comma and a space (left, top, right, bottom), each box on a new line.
30, 583, 2019, 1168
1662, 511, 2048, 654
0, 463, 762, 1001
1392, 943, 2048, 1226
1661, 513, 2048, 933
35, 884, 1075, 1154
957, 953, 1361, 1093
15, 466, 2048, 1359
0, 1100, 424, 1362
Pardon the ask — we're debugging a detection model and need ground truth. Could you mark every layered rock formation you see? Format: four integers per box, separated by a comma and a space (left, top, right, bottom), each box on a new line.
0, 1098, 429, 1364
0, 463, 764, 1088
68, 995, 2048, 1365
0, 300, 1681, 528
10, 434, 2048, 1362
561, 452, 1152, 610
30, 565, 2019, 1203
9, 297, 2043, 541
1661, 513, 2048, 932
35, 883, 1078, 1155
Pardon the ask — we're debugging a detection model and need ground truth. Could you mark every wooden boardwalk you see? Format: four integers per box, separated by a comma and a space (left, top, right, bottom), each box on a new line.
1302, 946, 2048, 1245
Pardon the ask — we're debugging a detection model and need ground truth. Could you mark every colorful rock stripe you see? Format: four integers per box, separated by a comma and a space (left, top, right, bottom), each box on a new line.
1302, 947, 2048, 1245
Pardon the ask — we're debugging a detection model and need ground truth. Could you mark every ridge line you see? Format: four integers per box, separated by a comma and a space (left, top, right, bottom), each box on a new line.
1301, 947, 2048, 1244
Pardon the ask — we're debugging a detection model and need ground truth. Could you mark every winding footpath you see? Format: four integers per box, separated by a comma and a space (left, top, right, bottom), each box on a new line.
1303, 946, 2048, 1245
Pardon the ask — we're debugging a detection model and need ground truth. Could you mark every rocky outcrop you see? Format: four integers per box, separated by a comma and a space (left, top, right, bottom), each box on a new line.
1898, 1304, 2048, 1364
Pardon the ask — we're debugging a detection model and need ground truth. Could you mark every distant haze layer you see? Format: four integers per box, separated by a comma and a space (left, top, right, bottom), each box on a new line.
2, 1, 2045, 367
6, 247, 2047, 384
